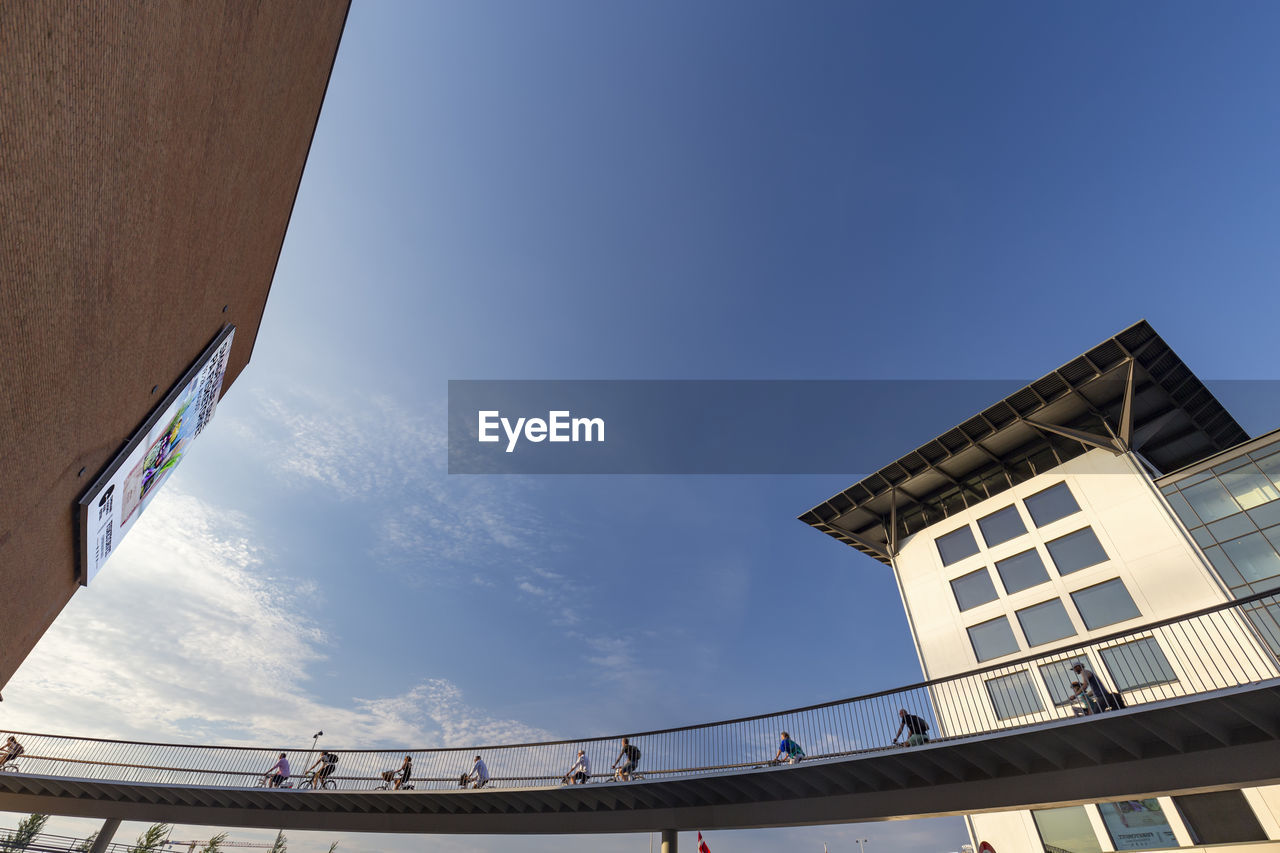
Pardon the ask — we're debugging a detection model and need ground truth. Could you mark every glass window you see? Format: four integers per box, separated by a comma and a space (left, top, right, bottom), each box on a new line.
1203, 545, 1246, 588
1207, 512, 1256, 542
1191, 526, 1216, 547
1172, 469, 1214, 488
1257, 451, 1280, 490
1039, 654, 1096, 706
984, 670, 1044, 720
977, 505, 1026, 547
968, 616, 1020, 662
1249, 441, 1280, 462
1244, 602, 1280, 657
1247, 498, 1280, 530
1173, 790, 1267, 844
1024, 482, 1080, 528
1164, 490, 1203, 529
1100, 638, 1176, 690
936, 525, 980, 566
1219, 464, 1280, 509
1097, 799, 1178, 850
1221, 532, 1280, 584
995, 548, 1050, 594
1182, 478, 1242, 524
1031, 806, 1103, 853
1071, 579, 1141, 630
1046, 527, 1108, 575
1016, 598, 1077, 646
950, 568, 999, 611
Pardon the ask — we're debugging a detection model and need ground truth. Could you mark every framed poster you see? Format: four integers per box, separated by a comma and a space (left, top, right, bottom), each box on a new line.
78, 325, 235, 584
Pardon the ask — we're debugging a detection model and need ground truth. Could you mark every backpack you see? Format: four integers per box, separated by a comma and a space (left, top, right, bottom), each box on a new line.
787, 741, 805, 758
625, 744, 640, 761
323, 752, 338, 765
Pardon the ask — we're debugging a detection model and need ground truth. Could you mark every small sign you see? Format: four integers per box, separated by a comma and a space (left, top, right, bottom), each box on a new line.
78, 325, 235, 584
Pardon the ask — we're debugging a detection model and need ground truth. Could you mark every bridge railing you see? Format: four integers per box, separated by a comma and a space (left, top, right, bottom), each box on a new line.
2, 588, 1277, 791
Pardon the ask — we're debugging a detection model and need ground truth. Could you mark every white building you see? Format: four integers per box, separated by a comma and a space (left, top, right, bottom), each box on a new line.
802, 321, 1280, 852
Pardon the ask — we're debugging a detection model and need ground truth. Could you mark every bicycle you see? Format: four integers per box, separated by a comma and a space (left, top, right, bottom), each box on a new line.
296, 771, 337, 790
0, 760, 19, 773
254, 774, 295, 789
374, 770, 414, 791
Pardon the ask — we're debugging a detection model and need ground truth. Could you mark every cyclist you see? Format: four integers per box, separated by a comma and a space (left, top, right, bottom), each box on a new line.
0, 736, 24, 767
263, 752, 290, 788
611, 737, 641, 781
379, 755, 412, 790
305, 750, 339, 788
774, 731, 805, 764
564, 749, 591, 785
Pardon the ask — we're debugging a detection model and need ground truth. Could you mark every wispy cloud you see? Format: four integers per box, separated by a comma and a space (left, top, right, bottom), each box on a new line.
2, 490, 548, 749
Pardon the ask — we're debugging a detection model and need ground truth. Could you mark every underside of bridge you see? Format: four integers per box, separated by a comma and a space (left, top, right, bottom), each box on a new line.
1, 684, 1277, 835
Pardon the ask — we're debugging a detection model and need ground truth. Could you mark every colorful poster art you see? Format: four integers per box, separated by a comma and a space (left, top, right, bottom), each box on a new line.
1098, 799, 1178, 850
79, 326, 234, 584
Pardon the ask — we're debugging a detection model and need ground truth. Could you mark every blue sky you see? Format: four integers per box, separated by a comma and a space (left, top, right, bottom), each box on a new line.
8, 1, 1280, 851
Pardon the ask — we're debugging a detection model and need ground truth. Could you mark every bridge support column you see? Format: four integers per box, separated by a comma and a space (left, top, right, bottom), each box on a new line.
88, 818, 121, 853
661, 828, 677, 853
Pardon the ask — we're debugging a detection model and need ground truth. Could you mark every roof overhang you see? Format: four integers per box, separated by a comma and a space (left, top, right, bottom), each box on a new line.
799, 321, 1249, 565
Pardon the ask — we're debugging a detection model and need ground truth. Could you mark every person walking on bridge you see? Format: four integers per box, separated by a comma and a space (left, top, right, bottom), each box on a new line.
892, 709, 930, 746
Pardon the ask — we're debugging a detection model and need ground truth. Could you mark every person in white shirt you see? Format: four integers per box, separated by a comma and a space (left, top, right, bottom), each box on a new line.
564, 749, 591, 784
467, 755, 489, 788
263, 753, 290, 788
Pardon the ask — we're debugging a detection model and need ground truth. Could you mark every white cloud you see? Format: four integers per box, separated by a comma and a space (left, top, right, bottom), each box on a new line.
2, 490, 548, 750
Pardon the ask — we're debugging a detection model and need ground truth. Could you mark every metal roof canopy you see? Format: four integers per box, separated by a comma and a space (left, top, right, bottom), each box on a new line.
799, 320, 1249, 565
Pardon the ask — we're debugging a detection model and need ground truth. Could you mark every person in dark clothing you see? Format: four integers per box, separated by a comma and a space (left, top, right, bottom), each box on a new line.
1072, 663, 1125, 711
892, 708, 930, 746
611, 737, 641, 781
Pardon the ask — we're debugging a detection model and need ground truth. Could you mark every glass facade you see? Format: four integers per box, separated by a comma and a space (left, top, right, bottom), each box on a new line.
978, 505, 1026, 548
1024, 481, 1081, 528
968, 615, 1020, 662
1070, 578, 1141, 630
1161, 436, 1280, 653
1046, 527, 1109, 574
984, 670, 1043, 720
950, 568, 999, 611
1016, 598, 1076, 646
936, 524, 980, 566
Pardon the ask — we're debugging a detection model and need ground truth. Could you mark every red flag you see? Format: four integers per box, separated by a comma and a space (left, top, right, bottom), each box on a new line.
697, 831, 711, 853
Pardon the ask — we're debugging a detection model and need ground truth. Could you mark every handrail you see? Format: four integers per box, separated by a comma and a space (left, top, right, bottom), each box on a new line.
2, 588, 1277, 790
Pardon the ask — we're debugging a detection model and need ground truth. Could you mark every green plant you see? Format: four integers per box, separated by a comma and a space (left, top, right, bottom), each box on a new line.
0, 813, 49, 852
74, 830, 98, 853
269, 830, 287, 853
199, 832, 229, 853
126, 823, 171, 853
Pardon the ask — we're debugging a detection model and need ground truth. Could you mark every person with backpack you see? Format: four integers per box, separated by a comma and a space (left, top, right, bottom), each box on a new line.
892, 708, 930, 746
611, 737, 641, 781
774, 731, 805, 764
305, 750, 339, 787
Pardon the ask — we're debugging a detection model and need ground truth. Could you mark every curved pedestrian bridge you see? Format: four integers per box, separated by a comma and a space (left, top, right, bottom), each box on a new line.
1, 590, 1278, 834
